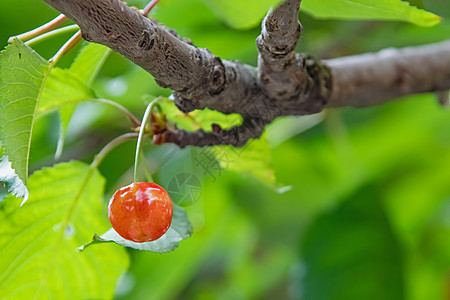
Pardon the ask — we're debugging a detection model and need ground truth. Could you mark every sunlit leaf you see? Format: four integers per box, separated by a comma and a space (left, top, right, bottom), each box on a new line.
301, 0, 441, 27
0, 161, 128, 299
0, 39, 50, 185
37, 43, 111, 157
81, 204, 193, 252
159, 98, 242, 131
38, 43, 110, 115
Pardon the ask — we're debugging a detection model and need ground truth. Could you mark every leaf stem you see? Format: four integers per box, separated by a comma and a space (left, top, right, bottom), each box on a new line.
91, 133, 139, 169
9, 14, 69, 43
134, 97, 163, 182
94, 98, 141, 127
50, 30, 82, 66
143, 0, 162, 16
24, 25, 79, 46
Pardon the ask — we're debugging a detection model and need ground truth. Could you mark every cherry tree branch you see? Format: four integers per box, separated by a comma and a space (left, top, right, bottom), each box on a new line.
41, 0, 450, 148
327, 40, 450, 107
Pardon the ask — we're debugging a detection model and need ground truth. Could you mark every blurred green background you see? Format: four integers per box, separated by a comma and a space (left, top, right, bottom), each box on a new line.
1, 0, 450, 299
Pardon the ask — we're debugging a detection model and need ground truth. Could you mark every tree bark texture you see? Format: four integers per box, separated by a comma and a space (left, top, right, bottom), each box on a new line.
42, 0, 450, 147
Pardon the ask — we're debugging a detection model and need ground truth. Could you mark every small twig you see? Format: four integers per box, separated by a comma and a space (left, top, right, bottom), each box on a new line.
49, 30, 82, 65
143, 0, 161, 16
436, 90, 450, 107
95, 98, 141, 127
25, 25, 79, 46
8, 14, 68, 43
153, 117, 267, 148
91, 133, 139, 169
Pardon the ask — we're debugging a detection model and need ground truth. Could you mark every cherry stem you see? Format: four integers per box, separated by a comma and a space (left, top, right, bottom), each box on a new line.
134, 97, 163, 182
91, 133, 140, 169
143, 0, 162, 16
95, 98, 141, 127
50, 30, 82, 66
8, 14, 68, 43
140, 152, 154, 182
24, 25, 79, 46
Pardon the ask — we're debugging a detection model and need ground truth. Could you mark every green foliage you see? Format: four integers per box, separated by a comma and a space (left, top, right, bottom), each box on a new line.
0, 39, 50, 185
38, 43, 111, 156
159, 100, 275, 185
201, 0, 283, 29
301, 186, 405, 300
301, 0, 441, 26
0, 0, 448, 299
159, 98, 242, 131
38, 43, 110, 116
211, 134, 276, 186
0, 161, 128, 299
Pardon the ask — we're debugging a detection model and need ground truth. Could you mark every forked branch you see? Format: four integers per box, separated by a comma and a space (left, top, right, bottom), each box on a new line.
41, 0, 450, 147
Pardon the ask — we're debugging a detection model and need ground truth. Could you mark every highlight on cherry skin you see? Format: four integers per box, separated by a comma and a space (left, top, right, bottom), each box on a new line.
108, 182, 173, 243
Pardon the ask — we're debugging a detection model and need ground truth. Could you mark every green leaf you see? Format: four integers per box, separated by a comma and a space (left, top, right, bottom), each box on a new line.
0, 161, 128, 299
81, 204, 193, 252
301, 186, 405, 300
0, 39, 50, 185
301, 0, 441, 27
211, 133, 276, 186
37, 68, 92, 115
70, 43, 111, 87
159, 99, 275, 186
160, 98, 242, 132
37, 43, 111, 157
38, 43, 111, 116
201, 0, 283, 29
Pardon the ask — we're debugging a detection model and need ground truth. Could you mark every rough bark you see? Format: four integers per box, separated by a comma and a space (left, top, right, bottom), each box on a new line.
41, 0, 450, 147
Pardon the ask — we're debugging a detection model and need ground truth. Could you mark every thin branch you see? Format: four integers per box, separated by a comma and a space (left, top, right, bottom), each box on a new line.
95, 98, 141, 127
91, 133, 139, 169
8, 14, 68, 43
49, 30, 82, 65
326, 40, 450, 107
153, 118, 268, 148
25, 24, 79, 46
143, 0, 161, 16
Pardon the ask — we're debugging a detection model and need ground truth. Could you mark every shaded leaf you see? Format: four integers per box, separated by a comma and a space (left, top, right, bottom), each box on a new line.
0, 39, 50, 185
211, 133, 276, 186
301, 0, 441, 27
0, 161, 128, 299
301, 186, 405, 300
81, 204, 193, 252
159, 99, 276, 186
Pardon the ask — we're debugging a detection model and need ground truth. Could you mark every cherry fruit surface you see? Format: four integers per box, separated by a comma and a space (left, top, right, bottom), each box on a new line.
108, 182, 173, 243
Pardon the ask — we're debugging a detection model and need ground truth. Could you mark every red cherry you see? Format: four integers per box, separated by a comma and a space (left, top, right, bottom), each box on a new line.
108, 182, 173, 243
